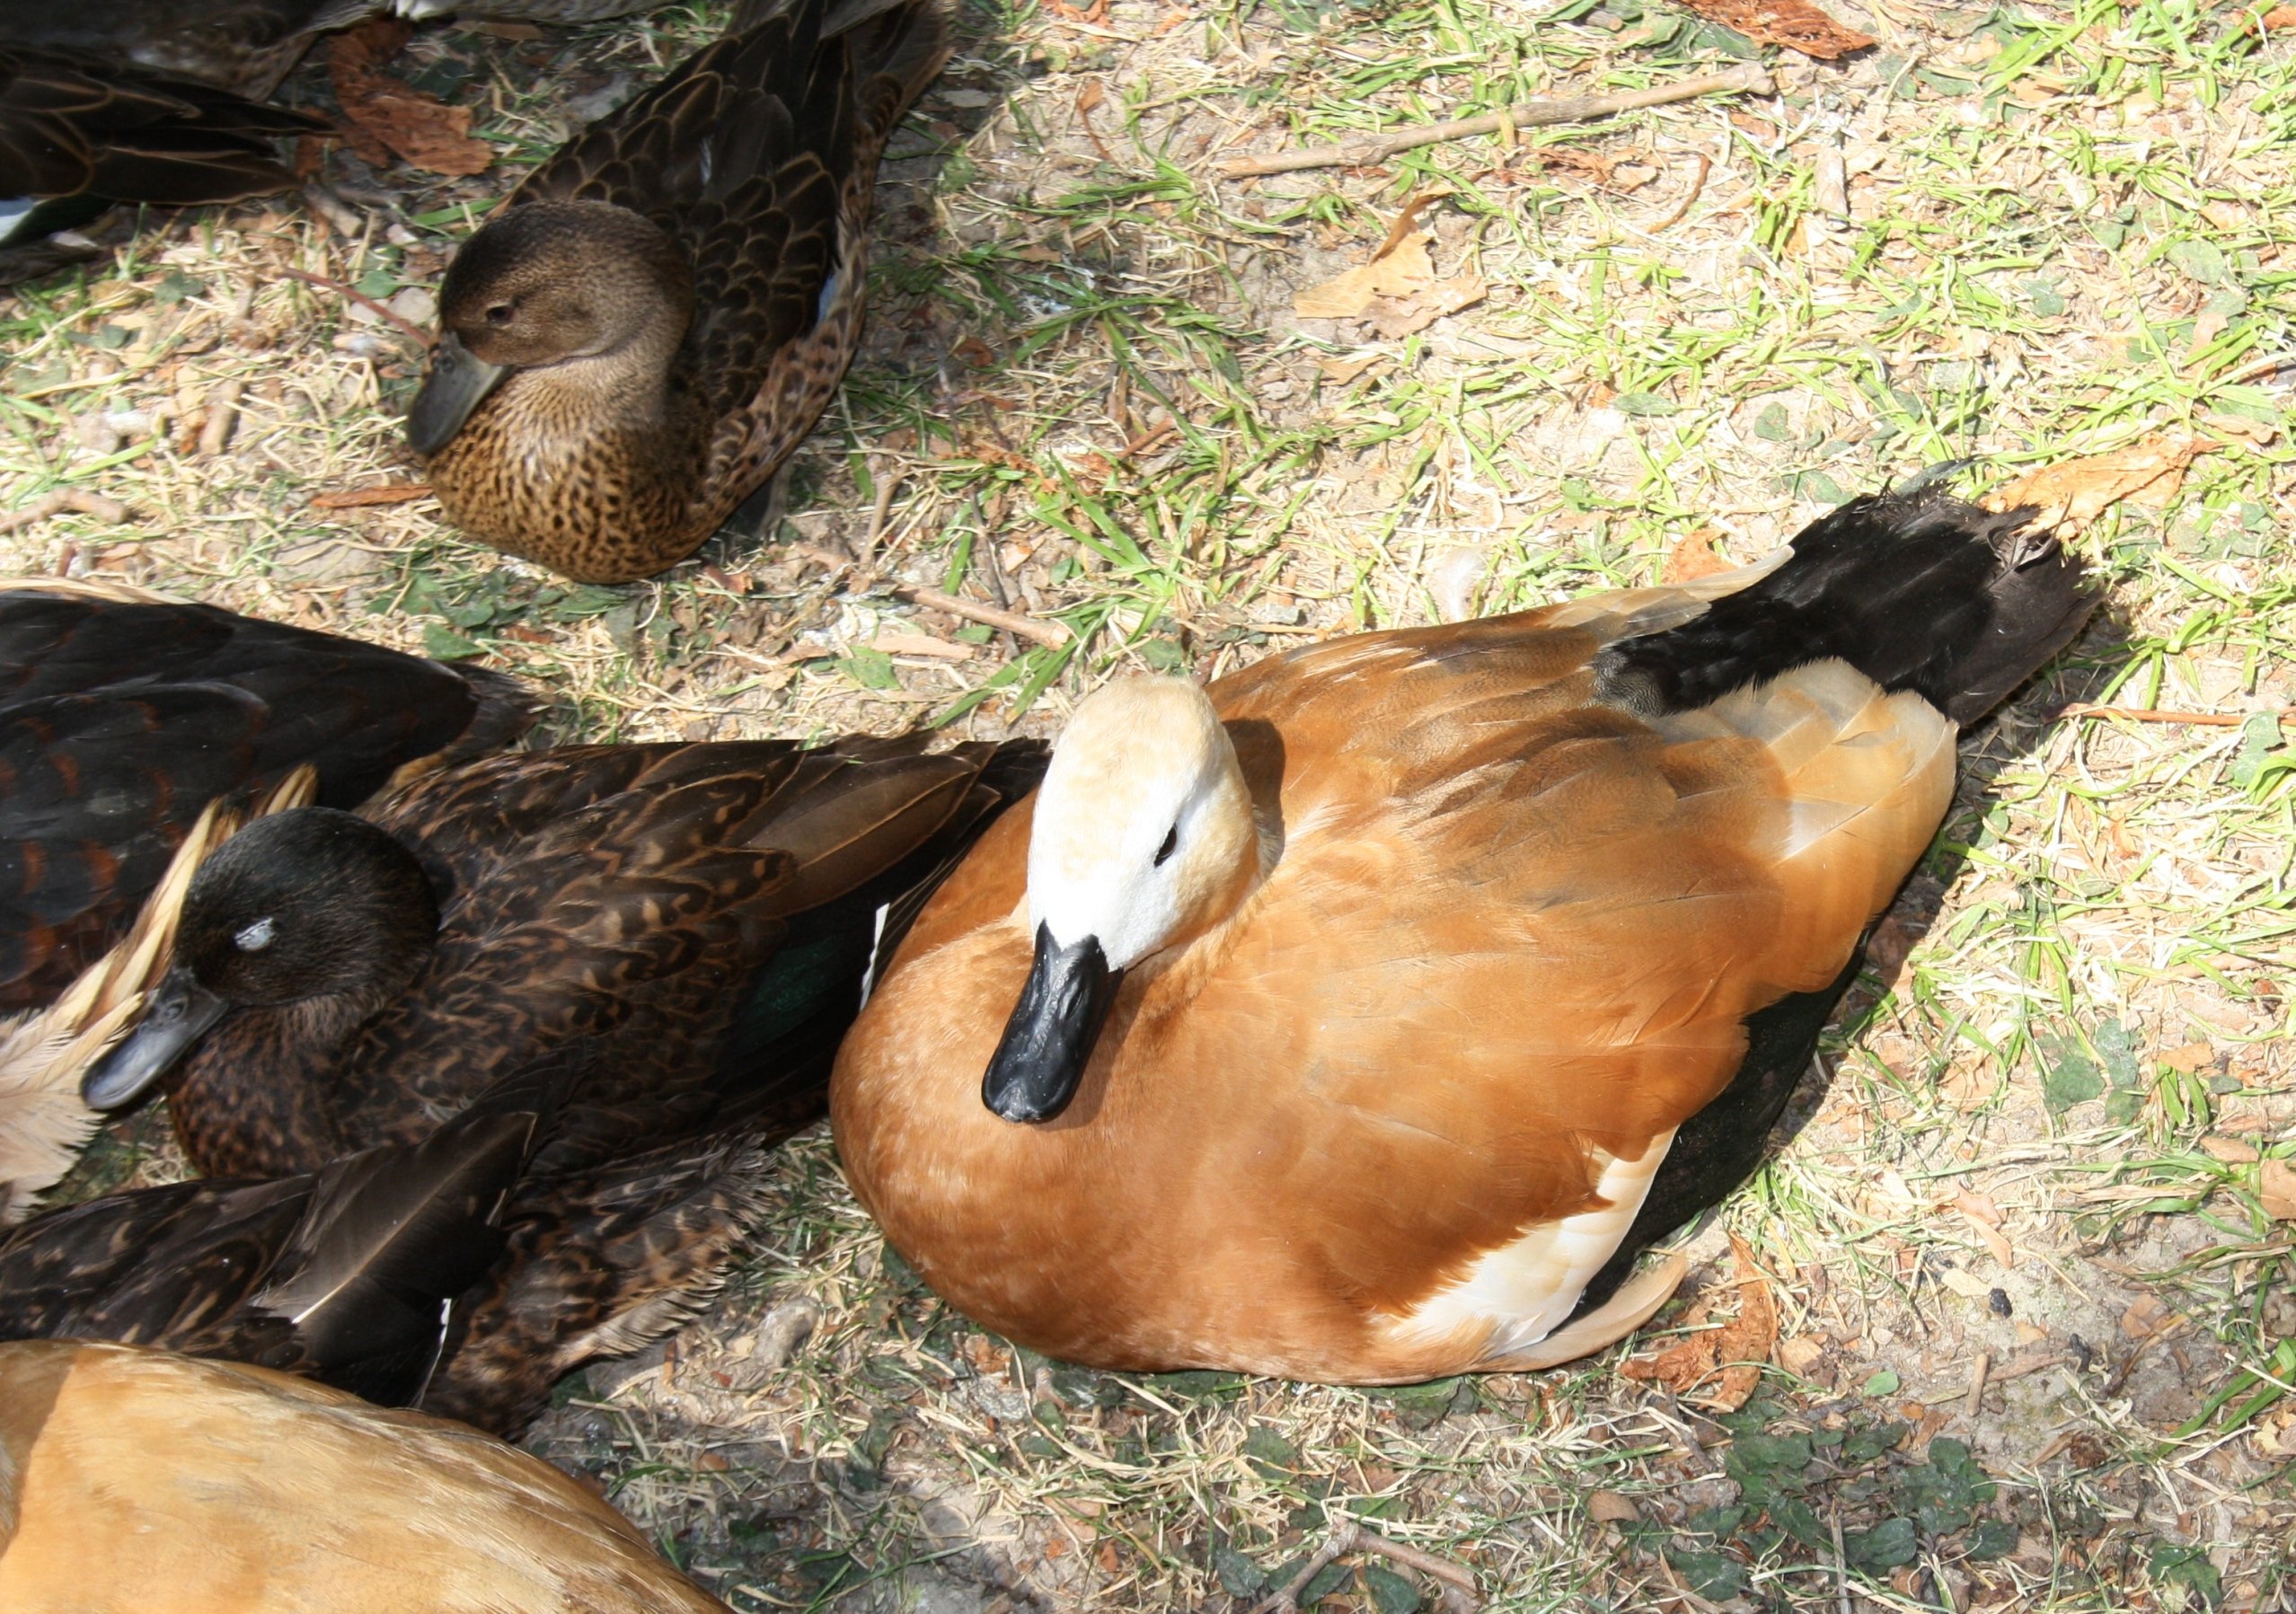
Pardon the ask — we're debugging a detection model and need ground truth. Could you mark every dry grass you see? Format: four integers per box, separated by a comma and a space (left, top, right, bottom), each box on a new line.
6, 0, 2296, 1608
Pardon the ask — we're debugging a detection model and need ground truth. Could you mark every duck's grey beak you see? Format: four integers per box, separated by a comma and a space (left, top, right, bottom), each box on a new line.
982, 922, 1122, 1125
406, 332, 508, 455
82, 964, 229, 1111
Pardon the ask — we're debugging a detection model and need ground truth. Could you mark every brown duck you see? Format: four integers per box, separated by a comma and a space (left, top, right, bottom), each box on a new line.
74, 736, 1041, 1427
831, 489, 2096, 1381
0, 46, 327, 281
0, 1340, 732, 1613
4, 1052, 799, 1433
407, 0, 948, 583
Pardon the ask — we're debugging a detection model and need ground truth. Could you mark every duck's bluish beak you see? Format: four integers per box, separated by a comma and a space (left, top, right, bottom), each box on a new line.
82, 964, 229, 1111
406, 332, 508, 455
982, 922, 1122, 1124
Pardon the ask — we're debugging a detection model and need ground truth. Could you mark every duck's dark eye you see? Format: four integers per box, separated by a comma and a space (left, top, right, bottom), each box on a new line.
1153, 825, 1179, 867
485, 303, 514, 325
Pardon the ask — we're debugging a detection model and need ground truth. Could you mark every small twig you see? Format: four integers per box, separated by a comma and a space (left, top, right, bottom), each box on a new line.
898, 583, 1072, 648
1832, 1513, 1854, 1614
1217, 66, 1771, 178
1642, 151, 1712, 232
1249, 1521, 1480, 1614
1963, 1351, 1991, 1417
785, 542, 1071, 648
198, 377, 244, 457
0, 489, 130, 536
282, 266, 434, 348
2062, 703, 2292, 727
308, 483, 432, 510
862, 463, 904, 558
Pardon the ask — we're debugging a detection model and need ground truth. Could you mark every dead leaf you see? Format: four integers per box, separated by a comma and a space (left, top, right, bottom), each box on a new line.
1293, 194, 1487, 337
1775, 1334, 1827, 1374
1661, 527, 1733, 583
1939, 1267, 1994, 1302
1587, 1490, 1639, 1523
2256, 4, 2296, 30
1953, 1192, 2015, 1268
307, 482, 431, 509
1983, 434, 2212, 532
2200, 1136, 2261, 1165
329, 21, 494, 178
2260, 1157, 2296, 1221
1677, 0, 1875, 57
1318, 352, 1388, 386
2119, 1294, 2172, 1340
2160, 1041, 2216, 1073
1620, 1234, 1777, 1411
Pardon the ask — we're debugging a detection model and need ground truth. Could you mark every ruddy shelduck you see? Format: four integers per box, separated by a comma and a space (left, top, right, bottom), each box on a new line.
830, 488, 2095, 1380
0, 1339, 729, 1613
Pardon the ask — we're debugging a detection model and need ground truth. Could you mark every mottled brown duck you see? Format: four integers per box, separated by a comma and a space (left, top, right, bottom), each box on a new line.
76, 736, 1041, 1425
0, 580, 533, 1016
1, 1053, 797, 1433
0, 45, 328, 282
407, 0, 948, 583
0, 1340, 731, 1614
831, 489, 2097, 1381
1, 1067, 543, 1411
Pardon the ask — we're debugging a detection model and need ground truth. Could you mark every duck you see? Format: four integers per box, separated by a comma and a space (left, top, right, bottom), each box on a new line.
406, 0, 949, 583
830, 487, 2097, 1382
3, 1051, 786, 1433
83, 735, 1042, 1182
0, 46, 329, 284
0, 579, 534, 1017
72, 734, 1039, 1429
1, 1063, 546, 1409
0, 781, 312, 1223
0, 1339, 732, 1613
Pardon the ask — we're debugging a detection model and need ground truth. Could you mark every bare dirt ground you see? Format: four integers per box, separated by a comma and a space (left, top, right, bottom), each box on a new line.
5, 0, 2295, 1609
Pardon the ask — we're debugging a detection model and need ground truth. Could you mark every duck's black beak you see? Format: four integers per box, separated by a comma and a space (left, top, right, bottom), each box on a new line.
982, 922, 1122, 1125
406, 332, 508, 455
81, 964, 228, 1111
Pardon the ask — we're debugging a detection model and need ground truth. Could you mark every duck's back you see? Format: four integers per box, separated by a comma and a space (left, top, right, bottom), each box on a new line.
0, 587, 531, 1012
0, 1340, 730, 1613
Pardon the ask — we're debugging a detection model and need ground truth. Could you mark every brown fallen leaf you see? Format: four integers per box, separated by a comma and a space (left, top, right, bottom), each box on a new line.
2119, 1294, 2173, 1341
1660, 526, 1733, 583
307, 482, 432, 509
2256, 4, 2296, 31
1586, 1490, 1639, 1524
1983, 433, 2211, 532
1619, 1233, 1777, 1411
1677, 0, 1875, 58
1774, 1333, 1827, 1374
329, 20, 493, 179
1293, 192, 1487, 338
2200, 1135, 2262, 1165
2159, 1041, 2215, 1073
2260, 1157, 2296, 1221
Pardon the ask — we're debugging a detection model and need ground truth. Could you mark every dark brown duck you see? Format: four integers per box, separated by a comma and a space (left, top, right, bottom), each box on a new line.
83, 736, 1044, 1177
407, 0, 948, 583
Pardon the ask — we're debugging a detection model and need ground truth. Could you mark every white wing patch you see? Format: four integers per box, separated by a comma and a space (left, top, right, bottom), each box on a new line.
1382, 1128, 1676, 1362
857, 901, 893, 1009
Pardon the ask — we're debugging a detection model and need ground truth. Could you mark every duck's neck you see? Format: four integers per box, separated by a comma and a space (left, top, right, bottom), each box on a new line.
528, 310, 691, 442
165, 989, 391, 1178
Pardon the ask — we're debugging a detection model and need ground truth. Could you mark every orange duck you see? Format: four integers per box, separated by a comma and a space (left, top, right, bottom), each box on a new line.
831, 488, 2096, 1380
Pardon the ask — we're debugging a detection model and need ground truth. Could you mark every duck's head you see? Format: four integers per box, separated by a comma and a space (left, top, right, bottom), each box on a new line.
985, 676, 1259, 1125
407, 199, 694, 455
82, 809, 440, 1111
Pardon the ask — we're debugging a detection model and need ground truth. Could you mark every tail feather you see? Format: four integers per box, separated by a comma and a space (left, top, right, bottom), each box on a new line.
1595, 487, 2097, 728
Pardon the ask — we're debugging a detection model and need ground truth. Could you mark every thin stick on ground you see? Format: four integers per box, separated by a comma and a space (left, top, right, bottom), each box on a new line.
282, 266, 435, 348
1215, 67, 1771, 178
1249, 1521, 1481, 1614
785, 541, 1073, 648
0, 490, 130, 536
2062, 704, 2292, 727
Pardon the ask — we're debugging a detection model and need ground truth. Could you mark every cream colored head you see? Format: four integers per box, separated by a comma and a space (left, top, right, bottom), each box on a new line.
1027, 676, 1258, 970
